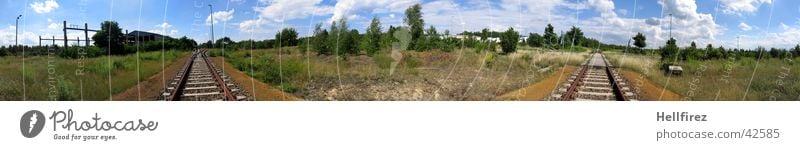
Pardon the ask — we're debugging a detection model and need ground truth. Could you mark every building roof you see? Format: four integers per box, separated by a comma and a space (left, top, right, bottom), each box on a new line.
126, 30, 163, 37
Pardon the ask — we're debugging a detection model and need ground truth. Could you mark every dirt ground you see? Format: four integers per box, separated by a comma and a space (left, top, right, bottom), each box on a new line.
619, 69, 682, 101
211, 57, 299, 100
113, 55, 190, 100
497, 66, 577, 100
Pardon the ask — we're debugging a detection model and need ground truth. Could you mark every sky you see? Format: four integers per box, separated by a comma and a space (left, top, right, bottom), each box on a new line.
1, 0, 799, 49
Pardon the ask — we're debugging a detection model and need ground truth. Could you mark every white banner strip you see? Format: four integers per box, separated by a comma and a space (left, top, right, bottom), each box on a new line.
1, 102, 797, 150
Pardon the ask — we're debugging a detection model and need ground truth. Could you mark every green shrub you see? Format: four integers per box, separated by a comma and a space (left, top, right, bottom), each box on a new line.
56, 76, 75, 101
373, 53, 393, 69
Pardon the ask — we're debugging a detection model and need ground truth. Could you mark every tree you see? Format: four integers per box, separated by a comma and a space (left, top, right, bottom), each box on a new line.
769, 48, 784, 59
660, 38, 679, 63
404, 3, 424, 50
275, 28, 298, 47
420, 25, 440, 51
499, 27, 519, 54
216, 37, 234, 47
92, 21, 126, 54
363, 16, 383, 56
682, 41, 703, 61
312, 23, 330, 55
562, 26, 584, 48
527, 33, 544, 47
480, 28, 490, 41
346, 29, 360, 55
543, 24, 557, 47
632, 32, 646, 49
793, 44, 800, 57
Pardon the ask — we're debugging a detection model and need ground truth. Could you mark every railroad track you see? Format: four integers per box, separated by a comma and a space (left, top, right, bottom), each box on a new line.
550, 53, 638, 101
159, 49, 250, 101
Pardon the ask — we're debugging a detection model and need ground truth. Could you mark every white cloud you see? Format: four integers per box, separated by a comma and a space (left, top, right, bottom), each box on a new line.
739, 22, 752, 31
256, 0, 333, 23
157, 22, 172, 29
30, 0, 60, 14
147, 22, 178, 36
329, 0, 419, 23
0, 25, 38, 46
779, 23, 790, 30
206, 9, 235, 25
237, 0, 333, 37
719, 0, 771, 15
238, 19, 264, 33
48, 23, 59, 29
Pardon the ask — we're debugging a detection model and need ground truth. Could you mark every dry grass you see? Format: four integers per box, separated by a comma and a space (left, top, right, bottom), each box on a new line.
606, 51, 800, 100
215, 46, 588, 100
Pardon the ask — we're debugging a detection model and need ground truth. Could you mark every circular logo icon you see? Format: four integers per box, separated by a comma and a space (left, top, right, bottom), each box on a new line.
20, 110, 45, 138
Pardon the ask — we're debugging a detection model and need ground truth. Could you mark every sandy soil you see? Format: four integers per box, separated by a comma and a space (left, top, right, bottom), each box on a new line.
619, 69, 682, 101
112, 55, 190, 100
497, 66, 577, 100
211, 57, 300, 100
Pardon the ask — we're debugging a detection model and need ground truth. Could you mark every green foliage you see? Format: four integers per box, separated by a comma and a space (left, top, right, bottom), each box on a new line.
562, 26, 584, 48
59, 46, 103, 59
404, 3, 424, 50
633, 32, 646, 49
681, 41, 704, 61
527, 33, 544, 47
660, 38, 679, 64
56, 76, 76, 100
364, 17, 383, 56
275, 28, 299, 47
312, 23, 331, 55
543, 24, 558, 47
92, 21, 127, 54
373, 53, 393, 69
499, 27, 519, 54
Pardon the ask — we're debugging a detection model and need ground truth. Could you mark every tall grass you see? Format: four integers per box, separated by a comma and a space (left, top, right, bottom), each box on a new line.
0, 50, 188, 100
606, 51, 800, 100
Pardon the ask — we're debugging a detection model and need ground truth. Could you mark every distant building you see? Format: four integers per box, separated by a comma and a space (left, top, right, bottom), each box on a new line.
126, 30, 164, 43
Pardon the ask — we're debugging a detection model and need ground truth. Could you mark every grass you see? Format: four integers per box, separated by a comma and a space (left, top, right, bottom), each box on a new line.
211, 46, 587, 99
0, 50, 189, 100
605, 51, 800, 100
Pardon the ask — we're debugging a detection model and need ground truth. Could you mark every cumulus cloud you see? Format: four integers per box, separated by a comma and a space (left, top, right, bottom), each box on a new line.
157, 22, 172, 29
329, 0, 419, 23
238, 0, 332, 35
739, 22, 752, 31
0, 26, 38, 46
256, 0, 332, 23
148, 22, 177, 36
720, 0, 771, 15
206, 9, 235, 25
48, 23, 59, 30
30, 0, 59, 14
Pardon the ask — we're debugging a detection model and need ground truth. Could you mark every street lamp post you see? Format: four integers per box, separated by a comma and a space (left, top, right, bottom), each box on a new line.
208, 4, 214, 49
668, 13, 673, 40
16, 15, 22, 47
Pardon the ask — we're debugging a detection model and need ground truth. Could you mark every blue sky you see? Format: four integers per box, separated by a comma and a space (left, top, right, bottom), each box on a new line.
2, 0, 799, 49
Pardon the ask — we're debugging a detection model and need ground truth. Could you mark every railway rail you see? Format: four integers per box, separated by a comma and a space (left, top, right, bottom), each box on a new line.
551, 53, 638, 101
159, 49, 250, 101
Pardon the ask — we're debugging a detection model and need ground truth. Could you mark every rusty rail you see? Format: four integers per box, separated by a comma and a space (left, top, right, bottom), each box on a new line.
200, 50, 237, 100
560, 64, 589, 100
166, 49, 236, 101
601, 54, 629, 101
166, 52, 197, 101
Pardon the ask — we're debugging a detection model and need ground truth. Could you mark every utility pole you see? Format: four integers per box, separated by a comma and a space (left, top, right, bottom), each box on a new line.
208, 4, 214, 49
668, 13, 673, 40
16, 15, 22, 47
737, 36, 740, 50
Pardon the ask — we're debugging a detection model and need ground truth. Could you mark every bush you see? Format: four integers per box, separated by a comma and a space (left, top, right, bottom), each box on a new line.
373, 53, 393, 69
499, 27, 519, 54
